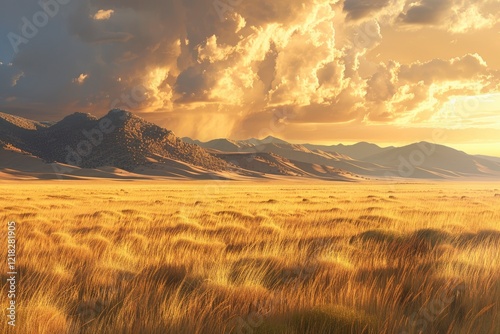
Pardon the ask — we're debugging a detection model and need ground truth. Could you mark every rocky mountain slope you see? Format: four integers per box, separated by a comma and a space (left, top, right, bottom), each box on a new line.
1, 110, 230, 172
2, 110, 499, 180
190, 136, 500, 179
0, 110, 359, 180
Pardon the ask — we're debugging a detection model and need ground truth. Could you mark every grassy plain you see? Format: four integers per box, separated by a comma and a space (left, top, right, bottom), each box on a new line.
0, 181, 499, 333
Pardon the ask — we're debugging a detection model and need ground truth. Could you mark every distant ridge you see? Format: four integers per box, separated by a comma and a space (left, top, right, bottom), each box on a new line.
242, 136, 290, 146
0, 110, 358, 180
1, 110, 499, 180
303, 142, 394, 160
187, 135, 500, 179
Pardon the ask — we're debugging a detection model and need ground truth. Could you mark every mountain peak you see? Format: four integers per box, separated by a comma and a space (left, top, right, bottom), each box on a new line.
262, 135, 286, 142
2, 110, 499, 180
105, 109, 136, 123
352, 142, 382, 149
107, 109, 132, 118
244, 135, 289, 146
47, 112, 97, 131
64, 112, 97, 121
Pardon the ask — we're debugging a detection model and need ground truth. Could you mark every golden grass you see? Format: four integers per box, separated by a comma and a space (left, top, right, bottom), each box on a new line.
0, 181, 499, 333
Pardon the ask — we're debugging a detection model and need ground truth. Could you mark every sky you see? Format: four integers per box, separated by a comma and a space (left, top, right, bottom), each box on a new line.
0, 0, 499, 155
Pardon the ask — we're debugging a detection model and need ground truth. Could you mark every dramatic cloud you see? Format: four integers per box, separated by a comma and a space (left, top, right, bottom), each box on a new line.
399, 0, 452, 24
0, 0, 498, 151
93, 9, 114, 20
73, 73, 89, 85
364, 54, 499, 124
343, 0, 392, 20
397, 0, 499, 32
398, 54, 488, 84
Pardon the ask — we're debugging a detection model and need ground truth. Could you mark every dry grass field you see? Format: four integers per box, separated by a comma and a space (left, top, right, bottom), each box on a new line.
0, 181, 499, 334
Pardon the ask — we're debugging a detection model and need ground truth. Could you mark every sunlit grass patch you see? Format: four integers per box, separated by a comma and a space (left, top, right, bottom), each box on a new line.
0, 182, 498, 333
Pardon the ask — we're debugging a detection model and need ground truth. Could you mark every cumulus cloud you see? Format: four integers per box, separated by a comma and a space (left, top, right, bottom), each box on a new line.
93, 9, 114, 20
398, 53, 488, 84
343, 0, 392, 20
0, 0, 498, 142
397, 0, 499, 32
398, 0, 452, 24
364, 54, 498, 123
342, 0, 498, 33
73, 73, 89, 85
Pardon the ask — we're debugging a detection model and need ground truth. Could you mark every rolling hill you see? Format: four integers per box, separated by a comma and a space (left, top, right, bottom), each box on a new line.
1, 110, 499, 180
188, 136, 500, 180
0, 110, 359, 181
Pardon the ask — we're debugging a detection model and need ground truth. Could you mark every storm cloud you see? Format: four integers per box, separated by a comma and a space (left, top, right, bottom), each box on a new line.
343, 0, 392, 20
0, 0, 499, 142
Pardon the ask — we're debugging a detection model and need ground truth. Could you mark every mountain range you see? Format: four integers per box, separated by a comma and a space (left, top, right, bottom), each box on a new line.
1, 110, 499, 181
